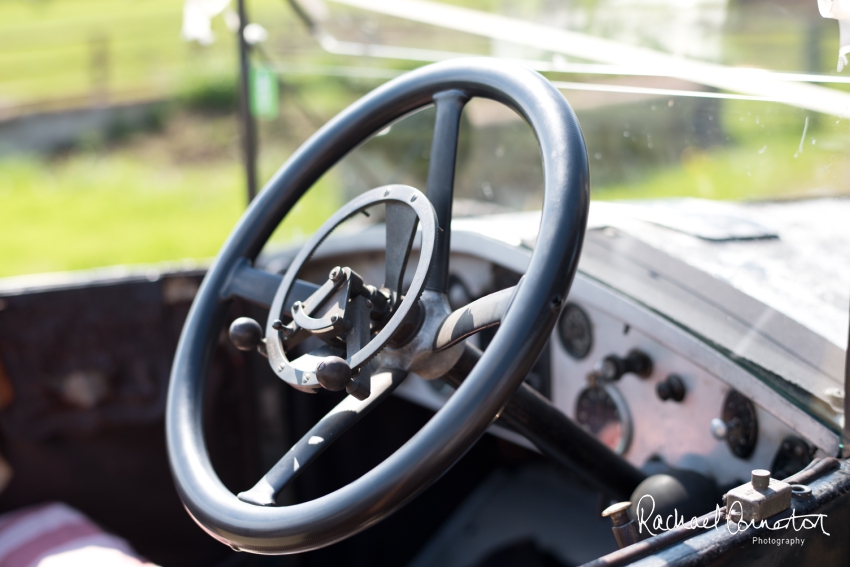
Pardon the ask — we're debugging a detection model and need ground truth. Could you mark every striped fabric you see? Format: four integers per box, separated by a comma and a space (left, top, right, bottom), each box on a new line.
0, 503, 156, 567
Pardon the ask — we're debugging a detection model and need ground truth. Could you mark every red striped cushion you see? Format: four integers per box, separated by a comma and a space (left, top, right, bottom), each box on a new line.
0, 503, 155, 567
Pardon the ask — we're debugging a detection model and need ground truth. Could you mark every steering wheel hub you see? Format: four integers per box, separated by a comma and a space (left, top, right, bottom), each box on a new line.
265, 184, 438, 399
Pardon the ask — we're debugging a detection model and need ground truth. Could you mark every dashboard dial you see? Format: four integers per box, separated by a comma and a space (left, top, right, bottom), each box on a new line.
575, 385, 632, 454
722, 390, 758, 459
558, 303, 593, 359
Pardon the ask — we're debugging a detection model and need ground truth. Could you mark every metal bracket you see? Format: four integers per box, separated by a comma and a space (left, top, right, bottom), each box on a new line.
726, 469, 791, 523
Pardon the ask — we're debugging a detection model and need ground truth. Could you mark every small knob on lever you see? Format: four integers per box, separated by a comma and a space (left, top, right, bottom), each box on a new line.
316, 356, 352, 392
229, 317, 264, 352
751, 469, 771, 491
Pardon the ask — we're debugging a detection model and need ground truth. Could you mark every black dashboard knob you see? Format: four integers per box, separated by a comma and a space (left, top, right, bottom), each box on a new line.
593, 349, 653, 381
657, 374, 686, 402
624, 349, 653, 377
594, 356, 625, 381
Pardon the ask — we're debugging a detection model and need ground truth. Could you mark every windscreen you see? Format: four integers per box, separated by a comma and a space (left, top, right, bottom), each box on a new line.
254, 0, 849, 428
258, 0, 850, 212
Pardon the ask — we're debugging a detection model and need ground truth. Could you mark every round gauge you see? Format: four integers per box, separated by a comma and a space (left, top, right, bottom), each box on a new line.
722, 390, 758, 459
575, 385, 632, 454
558, 302, 593, 359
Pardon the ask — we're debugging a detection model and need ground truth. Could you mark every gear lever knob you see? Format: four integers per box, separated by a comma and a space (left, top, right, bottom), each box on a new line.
229, 317, 264, 351
316, 356, 352, 391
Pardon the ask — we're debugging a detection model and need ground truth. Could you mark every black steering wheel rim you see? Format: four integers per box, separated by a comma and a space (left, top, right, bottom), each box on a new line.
166, 58, 589, 554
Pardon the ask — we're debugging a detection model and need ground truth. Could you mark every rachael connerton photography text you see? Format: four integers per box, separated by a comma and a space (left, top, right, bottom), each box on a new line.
635, 495, 830, 539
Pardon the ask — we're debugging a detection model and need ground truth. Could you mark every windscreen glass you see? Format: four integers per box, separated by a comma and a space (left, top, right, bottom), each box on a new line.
254, 0, 849, 427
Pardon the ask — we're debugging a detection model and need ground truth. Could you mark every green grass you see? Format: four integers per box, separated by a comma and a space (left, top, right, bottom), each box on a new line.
0, 0, 296, 107
593, 134, 850, 201
0, 149, 342, 278
3, 0, 849, 279
593, 99, 850, 201
3, 108, 847, 278
2, 0, 844, 111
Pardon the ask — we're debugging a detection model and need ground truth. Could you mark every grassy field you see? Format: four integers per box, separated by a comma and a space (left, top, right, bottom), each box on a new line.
2, 97, 849, 279
593, 132, 850, 201
589, 95, 850, 201
1, 0, 221, 107
0, 0, 353, 278
0, 153, 243, 277
0, 0, 418, 113
2, 0, 849, 279
0, 148, 342, 278
0, 151, 342, 278
0, 0, 301, 109
4, 109, 846, 279
0, 0, 839, 111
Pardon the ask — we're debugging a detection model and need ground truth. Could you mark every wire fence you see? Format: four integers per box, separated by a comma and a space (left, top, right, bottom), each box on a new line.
0, 0, 247, 119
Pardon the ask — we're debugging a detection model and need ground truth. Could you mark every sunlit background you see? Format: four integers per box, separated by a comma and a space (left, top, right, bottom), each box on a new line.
1, 0, 848, 278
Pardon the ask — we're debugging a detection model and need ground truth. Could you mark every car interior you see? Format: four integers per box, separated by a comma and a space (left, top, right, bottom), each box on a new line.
1, 2, 849, 566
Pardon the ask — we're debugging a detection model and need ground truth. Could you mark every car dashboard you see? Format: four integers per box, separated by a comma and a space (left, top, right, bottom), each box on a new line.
0, 197, 847, 566
265, 201, 845, 492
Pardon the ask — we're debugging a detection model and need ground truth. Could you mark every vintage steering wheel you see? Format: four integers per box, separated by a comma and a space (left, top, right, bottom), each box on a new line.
166, 58, 589, 554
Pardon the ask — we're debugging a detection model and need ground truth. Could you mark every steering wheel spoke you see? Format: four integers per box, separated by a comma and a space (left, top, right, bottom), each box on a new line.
237, 369, 407, 507
424, 90, 469, 293
384, 201, 419, 307
443, 345, 645, 501
434, 285, 518, 351
224, 259, 319, 312
345, 295, 374, 399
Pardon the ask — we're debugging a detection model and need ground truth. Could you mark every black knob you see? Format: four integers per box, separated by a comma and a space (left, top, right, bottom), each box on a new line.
594, 349, 653, 381
657, 374, 686, 402
624, 349, 653, 377
595, 355, 626, 381
229, 317, 263, 351
316, 356, 352, 391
